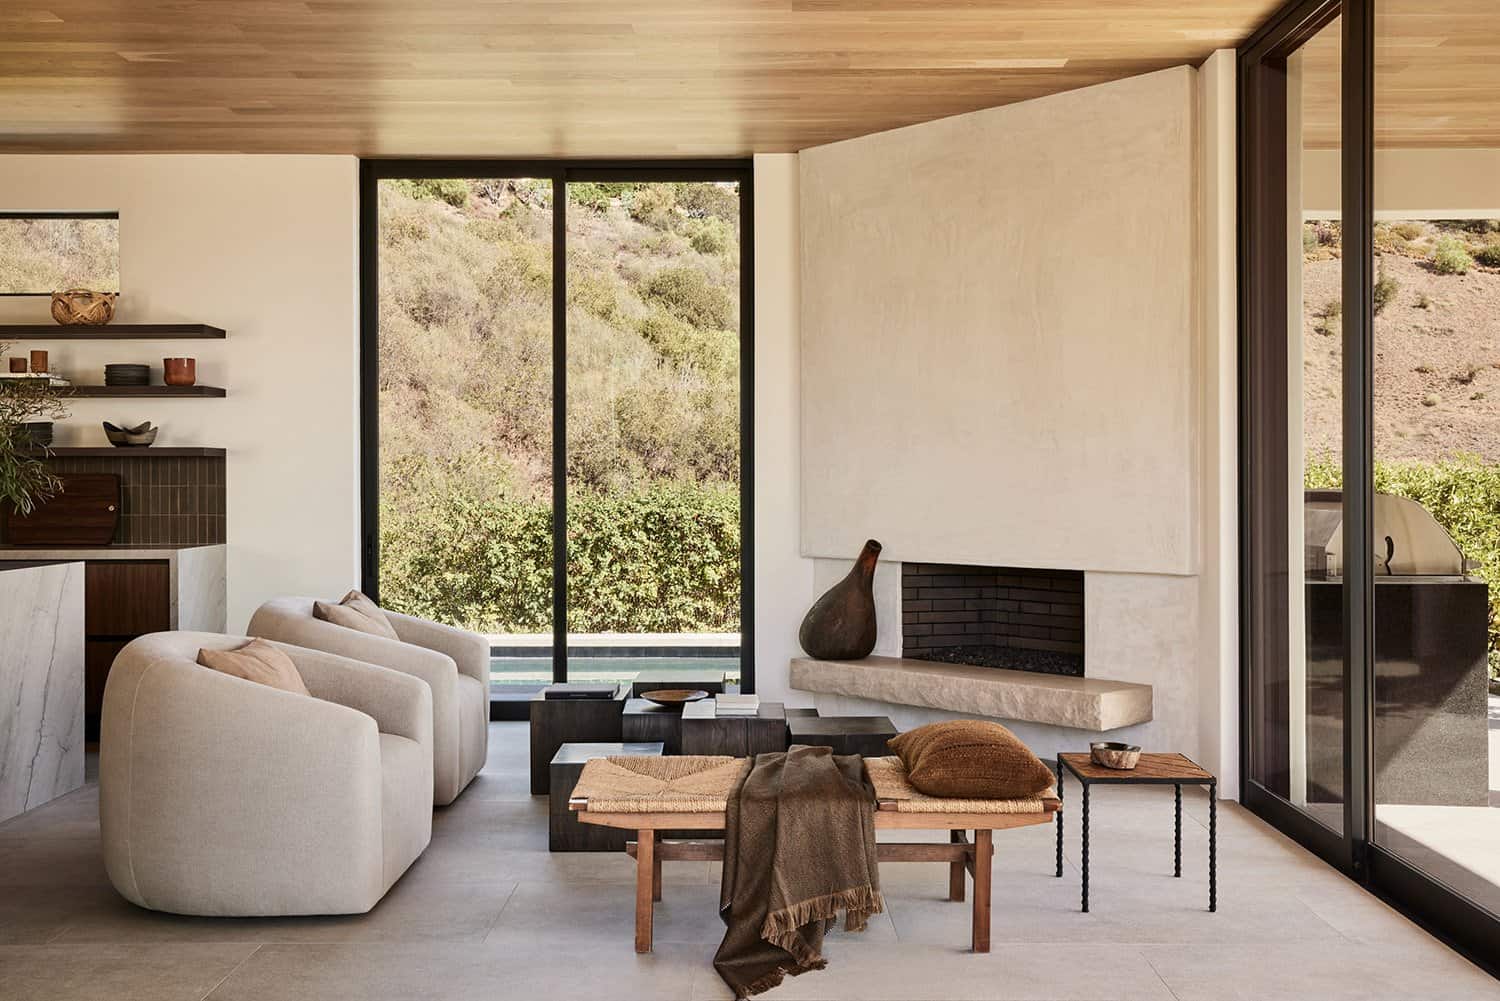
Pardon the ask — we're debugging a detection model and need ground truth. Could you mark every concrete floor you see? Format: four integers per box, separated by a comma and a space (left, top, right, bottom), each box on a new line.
1, 722, 1496, 1001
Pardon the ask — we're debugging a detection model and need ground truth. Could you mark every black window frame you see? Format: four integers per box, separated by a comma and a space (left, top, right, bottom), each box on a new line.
358, 159, 756, 697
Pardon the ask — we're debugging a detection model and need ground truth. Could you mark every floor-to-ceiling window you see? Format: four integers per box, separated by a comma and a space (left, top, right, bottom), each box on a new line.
361, 162, 752, 706
1241, 0, 1500, 970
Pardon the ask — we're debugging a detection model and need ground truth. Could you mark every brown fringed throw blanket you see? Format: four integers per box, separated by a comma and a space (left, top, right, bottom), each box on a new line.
713, 745, 884, 999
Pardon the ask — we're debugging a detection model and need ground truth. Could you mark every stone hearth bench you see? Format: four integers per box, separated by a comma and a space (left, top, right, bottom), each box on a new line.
568, 754, 1060, 954
790, 656, 1153, 731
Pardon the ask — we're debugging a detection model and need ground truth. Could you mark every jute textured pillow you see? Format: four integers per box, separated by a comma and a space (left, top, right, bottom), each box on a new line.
197, 639, 311, 697
313, 589, 400, 640
887, 720, 1054, 799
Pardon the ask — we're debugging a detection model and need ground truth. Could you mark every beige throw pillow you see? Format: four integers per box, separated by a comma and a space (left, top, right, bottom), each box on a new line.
197, 638, 311, 697
887, 720, 1054, 800
313, 589, 400, 640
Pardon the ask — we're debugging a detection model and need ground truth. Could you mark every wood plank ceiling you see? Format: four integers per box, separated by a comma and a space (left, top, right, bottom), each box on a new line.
1300, 1, 1500, 150
0, 0, 1288, 156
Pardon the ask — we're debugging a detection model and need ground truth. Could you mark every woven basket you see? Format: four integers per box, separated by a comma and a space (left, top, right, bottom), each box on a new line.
50, 288, 117, 326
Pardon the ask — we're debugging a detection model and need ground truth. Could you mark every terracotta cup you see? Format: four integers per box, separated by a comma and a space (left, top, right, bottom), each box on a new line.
163, 357, 197, 387
8, 357, 25, 373
30, 349, 48, 373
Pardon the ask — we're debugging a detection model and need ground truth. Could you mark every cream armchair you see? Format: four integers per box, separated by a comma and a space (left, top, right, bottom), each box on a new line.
100, 632, 433, 917
248, 597, 488, 805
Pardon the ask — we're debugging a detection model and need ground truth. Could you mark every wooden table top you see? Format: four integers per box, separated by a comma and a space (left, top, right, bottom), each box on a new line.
1059, 752, 1214, 783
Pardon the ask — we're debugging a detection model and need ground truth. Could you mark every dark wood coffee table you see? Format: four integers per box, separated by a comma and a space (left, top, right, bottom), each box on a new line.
1054, 752, 1217, 913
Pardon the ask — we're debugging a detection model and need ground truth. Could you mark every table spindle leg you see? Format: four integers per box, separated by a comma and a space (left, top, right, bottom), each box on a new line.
1174, 783, 1182, 878
1081, 781, 1090, 913
1055, 757, 1064, 878
1209, 781, 1218, 913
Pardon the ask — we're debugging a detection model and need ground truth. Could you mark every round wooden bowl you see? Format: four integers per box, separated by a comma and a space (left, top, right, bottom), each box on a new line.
640, 689, 710, 711
1090, 741, 1142, 770
50, 289, 117, 326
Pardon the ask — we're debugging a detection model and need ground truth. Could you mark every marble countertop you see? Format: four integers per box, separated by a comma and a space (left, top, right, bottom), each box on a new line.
0, 559, 87, 571
0, 544, 223, 562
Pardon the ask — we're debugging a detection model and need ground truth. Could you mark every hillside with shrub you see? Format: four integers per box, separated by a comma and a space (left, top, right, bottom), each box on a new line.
376, 178, 741, 633
1303, 219, 1500, 676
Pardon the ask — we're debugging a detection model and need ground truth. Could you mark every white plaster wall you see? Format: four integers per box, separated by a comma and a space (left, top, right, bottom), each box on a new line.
1197, 50, 1241, 793
799, 67, 1200, 577
0, 156, 360, 631
751, 154, 818, 705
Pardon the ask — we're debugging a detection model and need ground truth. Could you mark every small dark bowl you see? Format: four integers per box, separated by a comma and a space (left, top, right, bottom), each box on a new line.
641, 689, 711, 711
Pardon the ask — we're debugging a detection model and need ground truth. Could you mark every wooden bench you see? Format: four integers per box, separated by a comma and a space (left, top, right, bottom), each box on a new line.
568, 755, 1059, 954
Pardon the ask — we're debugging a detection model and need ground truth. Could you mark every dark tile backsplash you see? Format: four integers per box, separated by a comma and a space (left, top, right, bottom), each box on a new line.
38, 455, 225, 545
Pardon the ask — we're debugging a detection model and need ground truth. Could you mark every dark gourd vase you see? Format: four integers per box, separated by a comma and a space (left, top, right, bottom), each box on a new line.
799, 539, 882, 660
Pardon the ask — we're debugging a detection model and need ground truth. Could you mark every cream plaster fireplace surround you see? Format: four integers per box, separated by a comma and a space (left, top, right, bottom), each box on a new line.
790, 65, 1214, 756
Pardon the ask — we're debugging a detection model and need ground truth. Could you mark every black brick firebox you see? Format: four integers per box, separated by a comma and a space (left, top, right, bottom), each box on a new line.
901, 563, 1084, 677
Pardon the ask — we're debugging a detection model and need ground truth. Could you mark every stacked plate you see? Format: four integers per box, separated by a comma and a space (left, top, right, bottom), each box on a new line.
104, 363, 150, 387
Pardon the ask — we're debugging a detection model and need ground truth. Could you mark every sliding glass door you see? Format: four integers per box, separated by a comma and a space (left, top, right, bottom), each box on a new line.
1240, 0, 1500, 968
1368, 0, 1500, 929
362, 162, 753, 702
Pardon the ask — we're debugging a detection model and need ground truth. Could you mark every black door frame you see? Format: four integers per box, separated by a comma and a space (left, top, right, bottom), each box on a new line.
358, 159, 756, 695
1237, 0, 1500, 973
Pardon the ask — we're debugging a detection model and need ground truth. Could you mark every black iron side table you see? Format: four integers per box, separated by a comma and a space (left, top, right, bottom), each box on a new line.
1055, 751, 1217, 913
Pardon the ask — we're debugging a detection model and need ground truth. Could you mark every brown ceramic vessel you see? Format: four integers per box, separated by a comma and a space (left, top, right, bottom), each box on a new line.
163, 357, 197, 387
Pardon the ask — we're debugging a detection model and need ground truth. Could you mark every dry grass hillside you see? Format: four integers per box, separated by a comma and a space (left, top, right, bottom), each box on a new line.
1303, 220, 1500, 463
375, 178, 743, 633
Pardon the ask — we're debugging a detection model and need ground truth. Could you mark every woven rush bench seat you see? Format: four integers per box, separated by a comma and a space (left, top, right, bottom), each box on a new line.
569, 754, 1061, 954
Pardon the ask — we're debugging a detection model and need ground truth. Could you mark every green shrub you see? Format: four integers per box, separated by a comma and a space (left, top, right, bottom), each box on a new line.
390, 178, 471, 208
379, 483, 740, 633
1306, 452, 1500, 678
1431, 235, 1474, 275
645, 265, 734, 329
627, 185, 678, 229
674, 182, 739, 222
1373, 262, 1399, 316
682, 216, 734, 256
1392, 222, 1425, 241
569, 182, 637, 212
1473, 244, 1500, 268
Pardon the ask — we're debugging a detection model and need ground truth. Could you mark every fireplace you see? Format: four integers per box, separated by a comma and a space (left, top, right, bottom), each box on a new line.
901, 563, 1084, 677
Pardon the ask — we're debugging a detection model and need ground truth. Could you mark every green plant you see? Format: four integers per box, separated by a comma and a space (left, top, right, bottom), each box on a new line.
1314, 298, 1342, 336
626, 185, 678, 230
1431, 235, 1474, 275
0, 344, 68, 516
379, 483, 740, 633
1422, 393, 1441, 407
1392, 222, 1425, 241
1373, 261, 1399, 316
1474, 244, 1500, 268
645, 265, 734, 329
389, 178, 471, 208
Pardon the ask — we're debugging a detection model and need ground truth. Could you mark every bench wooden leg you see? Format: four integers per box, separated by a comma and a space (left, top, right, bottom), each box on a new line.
971, 829, 992, 953
652, 833, 663, 902
949, 829, 967, 902
635, 829, 654, 953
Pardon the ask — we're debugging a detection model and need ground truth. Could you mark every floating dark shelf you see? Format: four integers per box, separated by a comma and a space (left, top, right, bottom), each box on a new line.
26, 447, 227, 458
65, 385, 226, 398
0, 323, 225, 339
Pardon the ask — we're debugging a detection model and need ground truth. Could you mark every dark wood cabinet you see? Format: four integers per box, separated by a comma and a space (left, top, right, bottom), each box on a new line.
82, 561, 171, 737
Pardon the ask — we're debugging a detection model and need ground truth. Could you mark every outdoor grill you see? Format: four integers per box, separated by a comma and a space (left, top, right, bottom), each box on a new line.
1303, 490, 1490, 807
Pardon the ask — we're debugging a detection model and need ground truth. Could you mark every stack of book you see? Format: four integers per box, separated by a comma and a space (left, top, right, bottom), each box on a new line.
715, 694, 760, 716
0, 371, 70, 387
